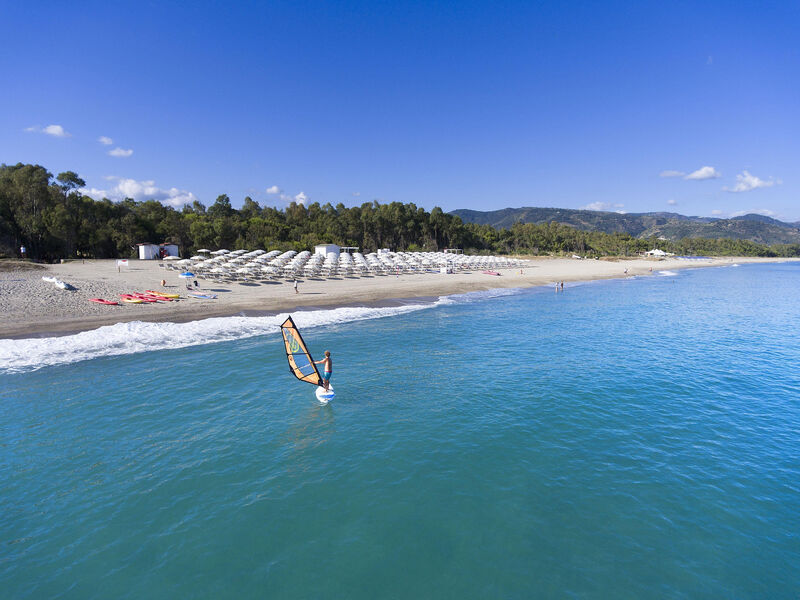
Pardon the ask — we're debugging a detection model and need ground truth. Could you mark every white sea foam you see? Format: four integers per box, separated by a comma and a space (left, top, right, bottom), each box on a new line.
1, 289, 525, 374
0, 301, 450, 374
657, 270, 679, 276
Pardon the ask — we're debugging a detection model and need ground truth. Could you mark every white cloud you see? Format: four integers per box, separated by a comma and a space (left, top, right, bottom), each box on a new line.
667, 199, 677, 205
81, 187, 109, 199
266, 185, 281, 194
98, 136, 113, 145
81, 176, 197, 207
108, 147, 133, 158
44, 125, 69, 137
685, 166, 721, 180
352, 192, 361, 197
659, 170, 684, 178
581, 202, 623, 212
707, 55, 713, 65
294, 192, 308, 205
724, 170, 779, 193
25, 124, 71, 137
712, 209, 723, 215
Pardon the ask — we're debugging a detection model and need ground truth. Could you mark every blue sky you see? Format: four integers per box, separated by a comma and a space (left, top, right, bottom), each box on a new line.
2, 1, 798, 220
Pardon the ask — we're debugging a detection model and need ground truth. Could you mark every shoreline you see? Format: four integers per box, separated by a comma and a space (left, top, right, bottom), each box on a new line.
1, 256, 795, 340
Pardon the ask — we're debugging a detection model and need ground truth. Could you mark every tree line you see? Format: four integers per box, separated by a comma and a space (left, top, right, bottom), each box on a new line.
2, 162, 798, 261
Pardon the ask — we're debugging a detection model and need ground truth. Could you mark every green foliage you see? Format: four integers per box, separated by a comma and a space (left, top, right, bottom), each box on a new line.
1, 162, 798, 261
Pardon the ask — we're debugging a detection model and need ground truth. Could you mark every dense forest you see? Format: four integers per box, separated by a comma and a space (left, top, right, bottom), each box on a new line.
2, 163, 799, 261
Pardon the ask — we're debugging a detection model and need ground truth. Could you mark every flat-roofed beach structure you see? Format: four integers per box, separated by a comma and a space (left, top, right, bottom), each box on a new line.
314, 244, 339, 257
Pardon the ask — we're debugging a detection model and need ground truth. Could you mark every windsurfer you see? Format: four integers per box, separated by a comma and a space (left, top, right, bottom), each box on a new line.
315, 351, 333, 391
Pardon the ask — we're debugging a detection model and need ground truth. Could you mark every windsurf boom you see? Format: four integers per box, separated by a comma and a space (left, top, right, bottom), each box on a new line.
280, 316, 323, 386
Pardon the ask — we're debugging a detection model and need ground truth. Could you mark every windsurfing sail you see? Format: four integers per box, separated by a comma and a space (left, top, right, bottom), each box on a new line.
280, 316, 323, 386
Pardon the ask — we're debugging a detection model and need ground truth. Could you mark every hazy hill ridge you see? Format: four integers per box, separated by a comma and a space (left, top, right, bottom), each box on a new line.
450, 207, 800, 245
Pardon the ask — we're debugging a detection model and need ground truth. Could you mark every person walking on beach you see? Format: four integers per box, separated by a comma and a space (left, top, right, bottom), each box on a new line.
314, 351, 332, 391
294, 279, 299, 294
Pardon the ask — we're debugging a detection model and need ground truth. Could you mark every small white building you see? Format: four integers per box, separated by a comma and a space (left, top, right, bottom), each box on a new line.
137, 243, 180, 260
137, 243, 160, 260
315, 244, 340, 257
645, 248, 670, 257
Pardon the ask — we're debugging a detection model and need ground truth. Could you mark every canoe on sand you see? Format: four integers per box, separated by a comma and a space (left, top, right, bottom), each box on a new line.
89, 298, 119, 305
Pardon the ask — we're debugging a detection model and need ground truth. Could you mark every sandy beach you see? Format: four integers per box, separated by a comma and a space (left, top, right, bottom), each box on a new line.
0, 255, 794, 339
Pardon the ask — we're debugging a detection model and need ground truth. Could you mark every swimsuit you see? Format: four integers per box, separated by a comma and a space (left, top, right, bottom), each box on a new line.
322, 371, 332, 382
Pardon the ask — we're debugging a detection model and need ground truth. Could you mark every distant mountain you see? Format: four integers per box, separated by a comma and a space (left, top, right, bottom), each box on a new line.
450, 207, 800, 245
730, 213, 798, 229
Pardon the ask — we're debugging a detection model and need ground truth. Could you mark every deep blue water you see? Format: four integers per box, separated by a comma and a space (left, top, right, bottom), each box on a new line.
2, 263, 799, 598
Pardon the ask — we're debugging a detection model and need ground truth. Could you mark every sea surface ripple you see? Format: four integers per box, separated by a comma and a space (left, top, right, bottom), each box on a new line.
2, 263, 799, 598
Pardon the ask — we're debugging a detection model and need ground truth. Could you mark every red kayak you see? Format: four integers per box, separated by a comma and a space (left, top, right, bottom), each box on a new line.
131, 292, 167, 302
89, 298, 119, 305
120, 293, 157, 303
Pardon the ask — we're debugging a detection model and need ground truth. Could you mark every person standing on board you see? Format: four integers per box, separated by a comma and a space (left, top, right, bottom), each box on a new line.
314, 351, 332, 391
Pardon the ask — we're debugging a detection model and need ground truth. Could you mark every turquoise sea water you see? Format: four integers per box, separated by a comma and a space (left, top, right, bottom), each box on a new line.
2, 263, 799, 598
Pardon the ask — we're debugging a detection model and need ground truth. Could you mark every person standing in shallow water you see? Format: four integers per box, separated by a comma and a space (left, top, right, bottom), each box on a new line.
315, 351, 332, 391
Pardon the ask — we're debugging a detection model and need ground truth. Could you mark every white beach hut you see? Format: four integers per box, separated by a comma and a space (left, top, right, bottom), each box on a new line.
137, 243, 160, 260
315, 244, 340, 257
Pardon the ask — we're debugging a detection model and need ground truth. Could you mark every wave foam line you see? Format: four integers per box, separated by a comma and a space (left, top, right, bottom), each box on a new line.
0, 286, 536, 374
0, 302, 445, 374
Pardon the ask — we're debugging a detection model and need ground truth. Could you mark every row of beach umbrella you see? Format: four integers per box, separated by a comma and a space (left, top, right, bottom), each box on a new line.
164, 248, 528, 281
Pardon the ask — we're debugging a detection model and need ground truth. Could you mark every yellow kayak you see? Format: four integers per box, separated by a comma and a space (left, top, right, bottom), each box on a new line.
145, 290, 180, 298
120, 296, 144, 304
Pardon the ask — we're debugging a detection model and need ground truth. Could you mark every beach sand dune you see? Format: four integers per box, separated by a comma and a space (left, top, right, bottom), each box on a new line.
0, 256, 792, 338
